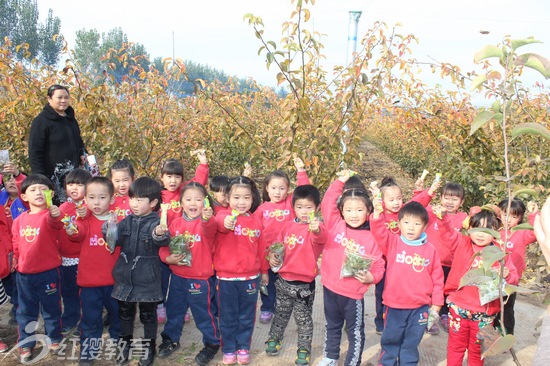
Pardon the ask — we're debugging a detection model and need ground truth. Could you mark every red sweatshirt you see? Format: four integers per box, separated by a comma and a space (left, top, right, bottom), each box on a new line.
500, 213, 537, 279
69, 214, 121, 287
424, 207, 468, 267
0, 207, 11, 278
214, 211, 268, 279
254, 170, 310, 246
159, 215, 217, 280
441, 219, 519, 315
320, 180, 385, 300
370, 212, 445, 308
213, 202, 228, 215
160, 163, 209, 225
275, 219, 327, 283
383, 189, 434, 235
12, 210, 63, 274
109, 194, 131, 222
59, 201, 84, 258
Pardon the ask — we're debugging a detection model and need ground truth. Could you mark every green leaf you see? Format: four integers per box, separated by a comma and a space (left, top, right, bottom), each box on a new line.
511, 37, 541, 51
510, 223, 534, 232
470, 73, 487, 91
267, 41, 277, 50
480, 245, 505, 271
459, 268, 493, 289
515, 53, 550, 79
470, 110, 496, 135
491, 100, 501, 113
513, 188, 539, 198
474, 45, 504, 63
481, 333, 516, 359
504, 283, 537, 296
511, 122, 550, 141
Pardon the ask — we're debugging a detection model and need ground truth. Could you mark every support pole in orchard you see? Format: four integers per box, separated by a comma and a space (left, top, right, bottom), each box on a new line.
341, 10, 362, 166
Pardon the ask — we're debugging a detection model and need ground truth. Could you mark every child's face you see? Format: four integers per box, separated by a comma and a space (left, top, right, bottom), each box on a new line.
342, 198, 368, 228
3, 177, 18, 196
293, 198, 317, 224
382, 186, 403, 214
66, 182, 86, 202
212, 190, 228, 207
85, 183, 114, 216
161, 174, 183, 192
440, 194, 463, 214
21, 184, 51, 209
130, 196, 157, 216
470, 229, 494, 247
266, 177, 289, 203
111, 170, 133, 196
501, 210, 522, 228
398, 214, 427, 241
181, 188, 205, 219
228, 186, 253, 214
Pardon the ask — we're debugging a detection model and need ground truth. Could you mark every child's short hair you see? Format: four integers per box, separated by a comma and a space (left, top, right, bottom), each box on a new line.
21, 174, 54, 194
210, 175, 230, 193
398, 201, 429, 225
441, 182, 465, 199
65, 168, 92, 186
108, 159, 135, 179
470, 209, 500, 230
227, 176, 261, 213
337, 188, 374, 216
292, 185, 321, 207
344, 175, 367, 192
180, 181, 213, 207
161, 159, 184, 177
262, 170, 290, 202
129, 177, 162, 212
498, 198, 526, 221
87, 176, 115, 197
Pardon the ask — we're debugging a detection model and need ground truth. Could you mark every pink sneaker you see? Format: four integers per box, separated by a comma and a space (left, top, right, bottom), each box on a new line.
184, 310, 191, 322
157, 304, 167, 324
259, 311, 273, 324
0, 340, 8, 353
237, 349, 250, 365
223, 352, 237, 365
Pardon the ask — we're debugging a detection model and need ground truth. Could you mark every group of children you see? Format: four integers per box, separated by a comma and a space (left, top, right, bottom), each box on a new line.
0, 151, 539, 366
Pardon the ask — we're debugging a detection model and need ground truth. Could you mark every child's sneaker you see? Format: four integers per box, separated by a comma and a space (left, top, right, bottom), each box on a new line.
295, 347, 310, 365
0, 340, 8, 353
19, 347, 32, 363
62, 325, 77, 336
316, 357, 338, 366
236, 350, 250, 365
184, 310, 191, 322
49, 342, 62, 355
265, 337, 282, 355
439, 314, 449, 333
223, 352, 237, 365
156, 304, 167, 324
259, 311, 273, 324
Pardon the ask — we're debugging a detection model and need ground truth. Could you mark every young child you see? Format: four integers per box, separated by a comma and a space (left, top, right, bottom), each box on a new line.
264, 184, 326, 365
157, 182, 220, 365
58, 168, 92, 335
423, 182, 468, 334
318, 171, 385, 366
108, 177, 170, 366
372, 176, 439, 333
494, 198, 537, 335
209, 175, 231, 215
108, 159, 135, 222
370, 200, 444, 366
442, 208, 519, 365
11, 174, 64, 363
254, 158, 309, 323
66, 176, 121, 363
0, 195, 13, 352
214, 176, 268, 365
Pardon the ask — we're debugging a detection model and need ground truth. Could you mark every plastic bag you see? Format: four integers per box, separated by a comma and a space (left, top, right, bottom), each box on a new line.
427, 307, 440, 331
269, 242, 285, 273
478, 278, 503, 305
0, 150, 9, 166
169, 234, 192, 266
106, 212, 118, 254
340, 250, 375, 279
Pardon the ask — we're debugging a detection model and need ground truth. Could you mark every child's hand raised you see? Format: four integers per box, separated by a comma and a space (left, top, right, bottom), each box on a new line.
76, 205, 87, 218
242, 162, 253, 177
165, 253, 185, 266
308, 215, 320, 234
414, 178, 425, 191
155, 224, 168, 236
372, 194, 383, 216
432, 204, 445, 219
527, 201, 539, 213
336, 170, 352, 182
49, 205, 61, 218
354, 270, 374, 284
196, 149, 208, 165
293, 157, 305, 172
428, 177, 442, 196
2, 162, 19, 177
224, 214, 237, 230
202, 206, 213, 221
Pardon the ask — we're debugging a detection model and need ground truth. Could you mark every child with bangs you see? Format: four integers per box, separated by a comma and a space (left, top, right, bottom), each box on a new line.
209, 175, 231, 215
108, 159, 136, 222
318, 170, 385, 366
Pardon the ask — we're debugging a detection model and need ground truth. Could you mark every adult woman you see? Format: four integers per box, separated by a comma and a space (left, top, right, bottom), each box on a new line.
28, 85, 85, 203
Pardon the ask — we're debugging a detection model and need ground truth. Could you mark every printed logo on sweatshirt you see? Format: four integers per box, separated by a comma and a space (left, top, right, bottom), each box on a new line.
284, 234, 304, 250
170, 199, 182, 213
189, 282, 203, 294
505, 241, 514, 249
334, 232, 368, 256
386, 220, 400, 234
45, 282, 58, 295
395, 251, 431, 272
89, 234, 109, 249
111, 207, 131, 219
263, 209, 291, 221
20, 225, 40, 242
175, 230, 201, 248
234, 224, 261, 242
419, 311, 428, 326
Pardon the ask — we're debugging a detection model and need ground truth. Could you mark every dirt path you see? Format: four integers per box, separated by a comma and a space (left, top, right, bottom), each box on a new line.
0, 141, 546, 365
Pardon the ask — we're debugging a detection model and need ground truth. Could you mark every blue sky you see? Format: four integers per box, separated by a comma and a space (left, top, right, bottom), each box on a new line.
38, 0, 550, 101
